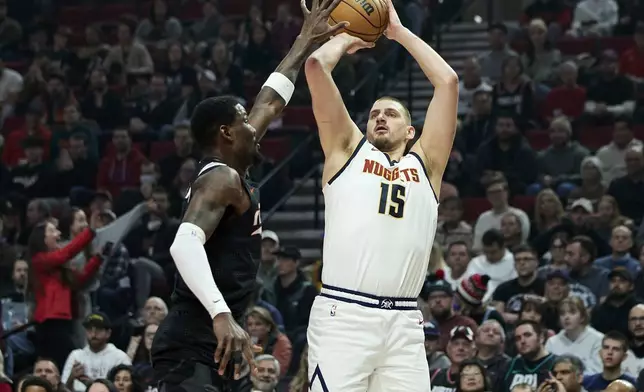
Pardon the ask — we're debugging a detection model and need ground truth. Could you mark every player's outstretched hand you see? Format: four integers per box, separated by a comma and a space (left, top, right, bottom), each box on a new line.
333, 32, 375, 54
300, 0, 349, 43
382, 0, 404, 40
213, 313, 255, 380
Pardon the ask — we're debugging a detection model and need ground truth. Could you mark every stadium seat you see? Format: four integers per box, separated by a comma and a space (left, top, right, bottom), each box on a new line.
462, 197, 491, 223
557, 37, 595, 55
525, 129, 550, 151
578, 126, 612, 151
150, 141, 176, 162
512, 195, 536, 215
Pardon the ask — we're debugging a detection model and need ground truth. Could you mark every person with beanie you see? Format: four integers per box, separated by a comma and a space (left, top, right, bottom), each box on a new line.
457, 274, 506, 329
420, 270, 478, 350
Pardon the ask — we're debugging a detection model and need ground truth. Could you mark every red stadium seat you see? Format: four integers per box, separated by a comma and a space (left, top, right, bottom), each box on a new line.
512, 195, 536, 216
557, 37, 595, 55
282, 107, 315, 129
150, 141, 176, 162
462, 197, 491, 223
260, 137, 290, 162
526, 129, 550, 151
578, 126, 612, 151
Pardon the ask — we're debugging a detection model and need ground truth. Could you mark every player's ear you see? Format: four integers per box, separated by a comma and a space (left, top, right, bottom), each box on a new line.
220, 124, 234, 142
406, 125, 415, 141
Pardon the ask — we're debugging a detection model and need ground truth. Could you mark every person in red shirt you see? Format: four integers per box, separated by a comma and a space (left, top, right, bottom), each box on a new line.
2, 101, 51, 167
96, 128, 146, 198
29, 222, 103, 371
542, 61, 587, 123
619, 23, 644, 80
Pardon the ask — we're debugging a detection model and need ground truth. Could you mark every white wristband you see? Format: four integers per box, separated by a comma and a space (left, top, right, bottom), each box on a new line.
262, 72, 295, 105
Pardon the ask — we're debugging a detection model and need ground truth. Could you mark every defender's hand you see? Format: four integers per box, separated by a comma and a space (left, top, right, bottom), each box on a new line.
300, 0, 349, 43
383, 0, 405, 40
213, 313, 255, 379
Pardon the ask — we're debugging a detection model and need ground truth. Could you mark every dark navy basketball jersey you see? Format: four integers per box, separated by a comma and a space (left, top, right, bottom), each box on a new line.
171, 157, 262, 319
501, 353, 558, 392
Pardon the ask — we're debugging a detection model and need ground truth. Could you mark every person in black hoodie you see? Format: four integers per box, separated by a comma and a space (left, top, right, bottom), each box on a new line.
474, 113, 538, 195
8, 136, 49, 199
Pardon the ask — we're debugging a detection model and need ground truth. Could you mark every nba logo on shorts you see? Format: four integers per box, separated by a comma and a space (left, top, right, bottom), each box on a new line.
330, 304, 337, 316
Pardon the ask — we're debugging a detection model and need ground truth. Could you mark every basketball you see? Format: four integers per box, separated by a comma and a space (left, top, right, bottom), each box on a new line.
329, 0, 389, 42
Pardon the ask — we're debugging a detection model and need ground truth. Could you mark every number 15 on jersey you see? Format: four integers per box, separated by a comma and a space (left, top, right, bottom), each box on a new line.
378, 183, 406, 218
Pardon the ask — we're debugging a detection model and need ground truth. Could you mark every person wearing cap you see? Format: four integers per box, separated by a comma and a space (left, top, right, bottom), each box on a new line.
595, 226, 640, 276
61, 312, 130, 392
8, 135, 49, 198
423, 321, 451, 371
264, 245, 317, 340
457, 273, 505, 329
2, 99, 51, 167
258, 230, 280, 285
591, 267, 640, 337
421, 272, 478, 351
430, 326, 476, 389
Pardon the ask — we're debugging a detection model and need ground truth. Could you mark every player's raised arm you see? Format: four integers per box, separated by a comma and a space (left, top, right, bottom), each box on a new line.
383, 0, 458, 195
305, 33, 371, 159
249, 0, 349, 140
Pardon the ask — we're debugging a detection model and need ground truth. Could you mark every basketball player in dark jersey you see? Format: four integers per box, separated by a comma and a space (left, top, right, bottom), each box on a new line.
150, 1, 348, 391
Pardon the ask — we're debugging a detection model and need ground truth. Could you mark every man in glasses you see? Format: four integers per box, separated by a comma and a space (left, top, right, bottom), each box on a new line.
430, 326, 476, 392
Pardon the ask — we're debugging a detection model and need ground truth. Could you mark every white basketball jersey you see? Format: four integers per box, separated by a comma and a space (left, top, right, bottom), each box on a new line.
322, 138, 439, 298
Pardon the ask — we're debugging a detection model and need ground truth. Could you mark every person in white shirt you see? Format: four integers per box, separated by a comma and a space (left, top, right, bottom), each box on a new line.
546, 296, 604, 374
61, 312, 131, 392
472, 176, 530, 252
465, 229, 516, 302
570, 0, 619, 37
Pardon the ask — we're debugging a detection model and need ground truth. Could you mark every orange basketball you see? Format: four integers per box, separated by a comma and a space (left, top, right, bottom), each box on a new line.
329, 0, 389, 42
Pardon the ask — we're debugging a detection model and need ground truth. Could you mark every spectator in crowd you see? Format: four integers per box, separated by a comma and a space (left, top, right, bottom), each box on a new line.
189, 0, 221, 52
136, 0, 182, 47
20, 376, 54, 392
474, 319, 510, 385
8, 136, 49, 199
467, 229, 517, 302
597, 118, 642, 185
532, 117, 589, 197
583, 332, 636, 391
457, 57, 492, 117
251, 354, 280, 392
552, 355, 586, 392
0, 55, 23, 122
158, 124, 198, 187
457, 274, 505, 328
207, 38, 244, 98
592, 268, 640, 336
522, 19, 561, 89
492, 244, 544, 323
84, 380, 118, 392
80, 68, 123, 131
584, 51, 635, 124
271, 3, 301, 57
455, 89, 494, 160
542, 269, 572, 331
501, 212, 527, 249
246, 306, 292, 377
33, 359, 67, 392
104, 16, 154, 79
162, 42, 197, 100
492, 56, 536, 126
443, 241, 471, 290
546, 296, 604, 374
106, 365, 143, 392
607, 145, 644, 224
568, 157, 606, 204
478, 23, 517, 82
61, 313, 130, 392
424, 321, 451, 371
503, 321, 557, 391
431, 326, 477, 390
594, 195, 633, 242
538, 235, 569, 278
421, 274, 478, 350
533, 189, 565, 236
456, 359, 491, 392
624, 304, 644, 376
570, 0, 619, 37
472, 175, 531, 251
259, 230, 280, 286
595, 226, 640, 274
436, 197, 473, 249
30, 222, 99, 369
542, 61, 587, 123
96, 129, 146, 198
125, 322, 157, 367
565, 235, 610, 307
2, 100, 50, 167
521, 0, 572, 35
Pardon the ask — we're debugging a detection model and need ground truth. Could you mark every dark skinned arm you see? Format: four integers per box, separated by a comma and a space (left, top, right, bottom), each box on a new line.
249, 0, 348, 141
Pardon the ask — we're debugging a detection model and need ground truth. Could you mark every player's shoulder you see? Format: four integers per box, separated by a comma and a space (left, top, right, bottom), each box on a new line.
192, 164, 243, 199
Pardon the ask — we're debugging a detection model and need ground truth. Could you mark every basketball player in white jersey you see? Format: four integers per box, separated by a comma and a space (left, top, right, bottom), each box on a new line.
303, 0, 458, 390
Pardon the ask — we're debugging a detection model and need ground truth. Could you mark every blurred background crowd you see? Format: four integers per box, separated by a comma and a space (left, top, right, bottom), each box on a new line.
1, 0, 644, 391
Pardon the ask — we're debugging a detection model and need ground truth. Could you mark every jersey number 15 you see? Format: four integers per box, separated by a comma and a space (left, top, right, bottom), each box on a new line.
378, 183, 406, 218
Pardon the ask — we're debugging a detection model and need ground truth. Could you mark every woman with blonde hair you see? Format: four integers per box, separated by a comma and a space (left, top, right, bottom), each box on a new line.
533, 189, 564, 234
545, 296, 603, 374
289, 345, 309, 392
246, 306, 292, 377
595, 195, 633, 241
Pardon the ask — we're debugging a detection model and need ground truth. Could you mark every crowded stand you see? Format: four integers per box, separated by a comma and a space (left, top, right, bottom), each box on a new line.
1, 0, 644, 391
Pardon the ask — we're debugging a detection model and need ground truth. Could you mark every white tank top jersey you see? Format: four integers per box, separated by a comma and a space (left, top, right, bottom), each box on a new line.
322, 138, 439, 298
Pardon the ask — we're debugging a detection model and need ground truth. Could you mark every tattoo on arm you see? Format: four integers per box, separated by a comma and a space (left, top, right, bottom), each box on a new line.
182, 169, 242, 239
249, 36, 315, 140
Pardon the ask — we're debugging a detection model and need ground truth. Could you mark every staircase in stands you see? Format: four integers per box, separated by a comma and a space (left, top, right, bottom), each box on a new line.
263, 22, 492, 261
